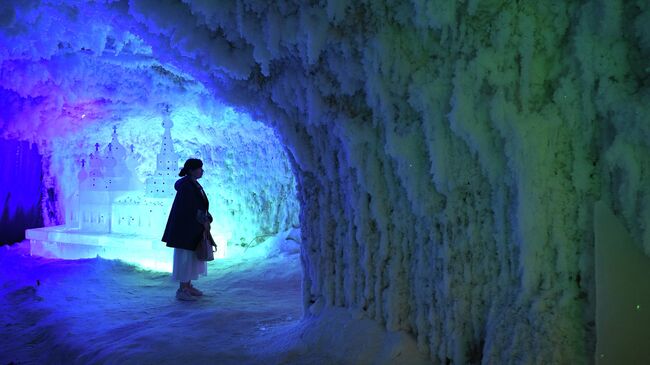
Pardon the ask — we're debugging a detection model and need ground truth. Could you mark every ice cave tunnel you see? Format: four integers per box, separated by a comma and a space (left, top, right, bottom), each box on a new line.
1, 1, 650, 364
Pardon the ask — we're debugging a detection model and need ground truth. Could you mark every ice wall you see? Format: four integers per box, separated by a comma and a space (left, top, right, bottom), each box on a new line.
1, 0, 649, 363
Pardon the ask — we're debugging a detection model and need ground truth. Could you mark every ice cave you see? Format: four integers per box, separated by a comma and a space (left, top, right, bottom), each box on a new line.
1, 1, 649, 364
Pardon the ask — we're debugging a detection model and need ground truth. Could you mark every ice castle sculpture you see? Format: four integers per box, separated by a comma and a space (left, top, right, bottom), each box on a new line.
145, 114, 180, 198
74, 126, 142, 232
25, 115, 195, 271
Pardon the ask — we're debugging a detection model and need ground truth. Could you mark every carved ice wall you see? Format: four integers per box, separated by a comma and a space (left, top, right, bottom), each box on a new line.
1, 1, 649, 363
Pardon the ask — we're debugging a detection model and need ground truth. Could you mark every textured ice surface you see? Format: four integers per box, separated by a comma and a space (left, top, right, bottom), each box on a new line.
1, 1, 649, 363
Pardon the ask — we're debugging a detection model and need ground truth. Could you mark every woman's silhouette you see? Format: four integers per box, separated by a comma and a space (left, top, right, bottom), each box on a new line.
162, 158, 214, 301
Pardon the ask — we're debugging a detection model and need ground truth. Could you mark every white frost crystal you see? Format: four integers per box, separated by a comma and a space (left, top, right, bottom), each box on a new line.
1, 0, 649, 363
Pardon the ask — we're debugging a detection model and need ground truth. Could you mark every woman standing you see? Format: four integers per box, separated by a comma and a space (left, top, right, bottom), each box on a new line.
162, 158, 213, 301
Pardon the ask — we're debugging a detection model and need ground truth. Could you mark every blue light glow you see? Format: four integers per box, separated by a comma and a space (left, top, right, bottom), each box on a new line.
25, 103, 298, 270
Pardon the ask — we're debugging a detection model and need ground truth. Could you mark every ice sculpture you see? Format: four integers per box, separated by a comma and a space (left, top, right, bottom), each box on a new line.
73, 126, 142, 232
26, 114, 226, 271
145, 114, 179, 198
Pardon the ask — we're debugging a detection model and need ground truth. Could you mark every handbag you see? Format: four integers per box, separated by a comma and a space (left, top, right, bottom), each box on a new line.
195, 209, 216, 261
196, 231, 217, 261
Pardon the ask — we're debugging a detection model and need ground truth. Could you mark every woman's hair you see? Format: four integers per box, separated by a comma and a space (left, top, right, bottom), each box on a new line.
179, 158, 203, 177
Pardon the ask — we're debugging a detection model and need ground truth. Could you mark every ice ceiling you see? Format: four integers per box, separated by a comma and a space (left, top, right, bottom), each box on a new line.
1, 0, 649, 363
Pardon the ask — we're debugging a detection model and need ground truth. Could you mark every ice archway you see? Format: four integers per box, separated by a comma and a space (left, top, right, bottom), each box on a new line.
1, 1, 649, 363
0, 1, 300, 270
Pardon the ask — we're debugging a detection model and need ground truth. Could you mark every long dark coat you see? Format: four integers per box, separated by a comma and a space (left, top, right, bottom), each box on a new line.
162, 176, 214, 251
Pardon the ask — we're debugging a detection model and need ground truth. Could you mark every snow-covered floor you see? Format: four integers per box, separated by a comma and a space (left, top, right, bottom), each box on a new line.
0, 236, 428, 365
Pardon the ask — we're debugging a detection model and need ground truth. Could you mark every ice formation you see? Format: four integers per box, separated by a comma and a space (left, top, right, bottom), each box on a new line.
27, 115, 210, 271
1, 0, 649, 363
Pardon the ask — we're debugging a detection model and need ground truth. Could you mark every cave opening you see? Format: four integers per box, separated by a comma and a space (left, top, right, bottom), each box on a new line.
0, 5, 317, 362
4, 62, 299, 265
23, 99, 301, 271
0, 6, 302, 270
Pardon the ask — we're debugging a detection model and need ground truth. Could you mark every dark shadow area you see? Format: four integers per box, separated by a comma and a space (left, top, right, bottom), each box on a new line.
0, 138, 43, 245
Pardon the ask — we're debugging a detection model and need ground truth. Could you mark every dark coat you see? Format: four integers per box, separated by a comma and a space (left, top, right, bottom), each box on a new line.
162, 176, 214, 251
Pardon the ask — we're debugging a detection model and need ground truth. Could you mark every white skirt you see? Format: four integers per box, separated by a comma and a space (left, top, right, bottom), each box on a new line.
171, 247, 207, 282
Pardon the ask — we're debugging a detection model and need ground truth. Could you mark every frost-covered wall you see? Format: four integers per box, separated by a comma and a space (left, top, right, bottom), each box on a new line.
1, 0, 649, 363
